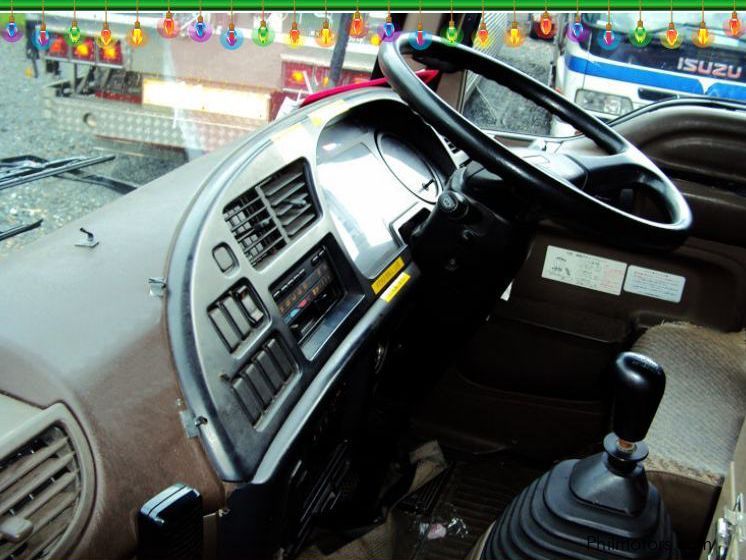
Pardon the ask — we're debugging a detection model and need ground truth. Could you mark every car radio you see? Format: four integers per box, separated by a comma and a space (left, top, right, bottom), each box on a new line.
271, 246, 343, 342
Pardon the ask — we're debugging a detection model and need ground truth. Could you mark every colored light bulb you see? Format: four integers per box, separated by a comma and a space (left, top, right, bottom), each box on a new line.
697, 20, 709, 46
321, 21, 330, 44
6, 18, 17, 37
476, 21, 489, 46
195, 16, 206, 38
509, 20, 520, 46
257, 19, 269, 43
416, 21, 424, 45
163, 11, 175, 34
604, 23, 614, 45
446, 19, 458, 43
226, 22, 236, 45
383, 16, 394, 37
572, 18, 583, 38
39, 24, 49, 45
68, 20, 81, 43
100, 23, 111, 46
539, 11, 552, 36
634, 20, 646, 42
289, 21, 300, 45
666, 22, 678, 46
728, 11, 741, 36
351, 10, 364, 36
130, 21, 144, 46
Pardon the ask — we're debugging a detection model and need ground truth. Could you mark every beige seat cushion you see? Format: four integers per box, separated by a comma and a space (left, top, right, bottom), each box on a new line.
633, 322, 746, 487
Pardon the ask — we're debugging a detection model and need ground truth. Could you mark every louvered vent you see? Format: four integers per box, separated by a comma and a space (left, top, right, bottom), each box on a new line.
224, 160, 318, 268
261, 160, 317, 240
0, 426, 83, 560
224, 187, 286, 268
443, 137, 461, 155
443, 137, 471, 168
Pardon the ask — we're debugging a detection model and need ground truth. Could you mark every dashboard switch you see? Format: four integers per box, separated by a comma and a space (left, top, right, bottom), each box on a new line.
232, 376, 262, 423
255, 351, 284, 391
208, 307, 241, 351
245, 364, 273, 406
221, 296, 251, 338
265, 339, 295, 379
212, 243, 237, 273
239, 289, 265, 326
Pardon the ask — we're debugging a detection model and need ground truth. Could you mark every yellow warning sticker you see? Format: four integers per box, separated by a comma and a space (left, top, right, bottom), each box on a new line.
309, 100, 349, 127
371, 257, 405, 295
381, 272, 411, 303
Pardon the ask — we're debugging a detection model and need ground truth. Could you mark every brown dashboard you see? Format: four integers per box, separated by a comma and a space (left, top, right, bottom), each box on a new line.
0, 89, 453, 560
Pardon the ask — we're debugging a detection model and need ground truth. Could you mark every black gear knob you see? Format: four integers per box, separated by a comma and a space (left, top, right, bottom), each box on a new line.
613, 352, 666, 443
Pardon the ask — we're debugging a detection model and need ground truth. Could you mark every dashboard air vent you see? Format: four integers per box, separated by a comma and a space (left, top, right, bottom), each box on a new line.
261, 160, 317, 239
0, 426, 83, 560
228, 335, 298, 425
443, 137, 461, 155
223, 160, 318, 268
224, 188, 286, 268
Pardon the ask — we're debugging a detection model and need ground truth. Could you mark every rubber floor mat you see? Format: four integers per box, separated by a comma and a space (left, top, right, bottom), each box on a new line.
404, 455, 546, 560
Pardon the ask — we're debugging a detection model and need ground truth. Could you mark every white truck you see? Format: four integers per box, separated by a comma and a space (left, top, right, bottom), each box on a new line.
32, 11, 384, 152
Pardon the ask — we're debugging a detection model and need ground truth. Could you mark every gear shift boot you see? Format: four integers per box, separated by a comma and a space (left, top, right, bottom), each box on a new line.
482, 352, 680, 559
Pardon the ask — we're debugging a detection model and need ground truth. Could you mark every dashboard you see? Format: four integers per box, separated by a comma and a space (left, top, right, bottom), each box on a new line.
167, 92, 457, 492
0, 88, 461, 560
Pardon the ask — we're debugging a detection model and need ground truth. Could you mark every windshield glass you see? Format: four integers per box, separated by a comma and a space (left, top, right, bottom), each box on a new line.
463, 11, 746, 137
0, 11, 382, 258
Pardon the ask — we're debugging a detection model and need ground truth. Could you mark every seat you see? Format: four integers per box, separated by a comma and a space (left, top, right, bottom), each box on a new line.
632, 322, 746, 554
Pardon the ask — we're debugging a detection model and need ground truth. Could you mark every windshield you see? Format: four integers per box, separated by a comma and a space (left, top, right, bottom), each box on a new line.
464, 11, 746, 137
0, 11, 383, 258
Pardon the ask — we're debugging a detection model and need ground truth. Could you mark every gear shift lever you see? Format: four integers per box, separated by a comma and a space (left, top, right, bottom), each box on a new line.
613, 352, 666, 444
601, 352, 666, 475
482, 353, 679, 559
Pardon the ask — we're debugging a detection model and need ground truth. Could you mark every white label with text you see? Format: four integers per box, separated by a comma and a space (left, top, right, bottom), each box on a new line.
541, 246, 627, 295
623, 265, 686, 303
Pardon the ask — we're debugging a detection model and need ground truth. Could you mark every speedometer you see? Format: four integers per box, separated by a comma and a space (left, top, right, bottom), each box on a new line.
377, 134, 441, 204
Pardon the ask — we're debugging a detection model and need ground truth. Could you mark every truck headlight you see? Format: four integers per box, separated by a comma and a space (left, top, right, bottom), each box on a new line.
575, 89, 633, 116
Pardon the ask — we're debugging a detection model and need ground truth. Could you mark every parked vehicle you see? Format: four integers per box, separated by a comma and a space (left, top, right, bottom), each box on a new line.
553, 12, 746, 134
31, 12, 383, 152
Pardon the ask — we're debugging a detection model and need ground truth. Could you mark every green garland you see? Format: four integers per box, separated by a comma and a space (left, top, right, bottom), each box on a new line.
1, 0, 741, 10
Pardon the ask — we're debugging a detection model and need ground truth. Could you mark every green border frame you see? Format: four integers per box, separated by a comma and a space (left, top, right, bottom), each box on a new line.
2, 1, 742, 9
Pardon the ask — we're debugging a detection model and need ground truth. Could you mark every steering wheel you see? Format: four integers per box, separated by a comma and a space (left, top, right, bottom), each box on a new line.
377, 34, 692, 251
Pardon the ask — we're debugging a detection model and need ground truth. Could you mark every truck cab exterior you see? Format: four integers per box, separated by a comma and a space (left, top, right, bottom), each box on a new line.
554, 12, 746, 135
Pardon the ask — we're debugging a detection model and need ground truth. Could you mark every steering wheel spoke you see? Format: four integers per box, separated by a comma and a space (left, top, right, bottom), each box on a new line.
378, 34, 692, 251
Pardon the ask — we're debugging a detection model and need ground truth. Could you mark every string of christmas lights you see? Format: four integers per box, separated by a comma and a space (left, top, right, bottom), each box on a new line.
3, 3, 744, 51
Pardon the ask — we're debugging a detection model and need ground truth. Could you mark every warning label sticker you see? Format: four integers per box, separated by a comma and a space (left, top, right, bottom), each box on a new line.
541, 245, 627, 295
623, 265, 686, 303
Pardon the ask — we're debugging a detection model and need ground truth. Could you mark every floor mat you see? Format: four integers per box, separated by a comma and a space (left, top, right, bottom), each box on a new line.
404, 455, 547, 560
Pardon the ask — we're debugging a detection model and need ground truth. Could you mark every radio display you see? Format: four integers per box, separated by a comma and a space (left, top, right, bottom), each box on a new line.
271, 247, 342, 341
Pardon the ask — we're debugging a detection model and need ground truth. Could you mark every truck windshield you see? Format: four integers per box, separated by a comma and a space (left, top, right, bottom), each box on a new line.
462, 11, 746, 137
0, 11, 380, 258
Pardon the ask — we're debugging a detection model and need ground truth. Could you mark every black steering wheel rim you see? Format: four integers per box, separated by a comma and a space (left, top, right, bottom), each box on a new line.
377, 33, 692, 251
